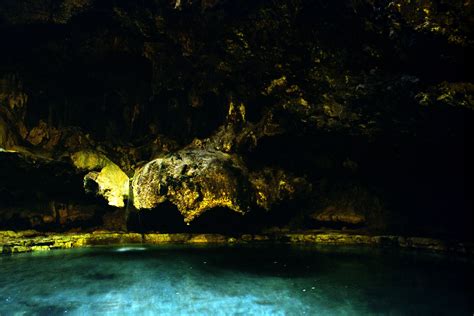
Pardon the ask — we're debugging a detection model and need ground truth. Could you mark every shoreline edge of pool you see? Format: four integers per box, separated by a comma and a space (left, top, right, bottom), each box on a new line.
2, 230, 472, 255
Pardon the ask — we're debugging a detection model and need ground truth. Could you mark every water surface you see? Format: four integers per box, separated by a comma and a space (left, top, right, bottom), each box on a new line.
0, 244, 472, 315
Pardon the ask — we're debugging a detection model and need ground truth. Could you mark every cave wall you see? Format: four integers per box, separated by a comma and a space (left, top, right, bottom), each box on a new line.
0, 0, 472, 238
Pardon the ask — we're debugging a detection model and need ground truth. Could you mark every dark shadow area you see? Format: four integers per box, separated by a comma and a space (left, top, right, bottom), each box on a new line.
128, 204, 251, 234
188, 207, 246, 234
246, 109, 473, 239
0, 152, 118, 231
127, 199, 313, 234
0, 214, 31, 230
127, 202, 188, 233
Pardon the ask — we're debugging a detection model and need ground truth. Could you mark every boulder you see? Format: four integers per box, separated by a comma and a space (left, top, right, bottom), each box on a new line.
132, 149, 252, 223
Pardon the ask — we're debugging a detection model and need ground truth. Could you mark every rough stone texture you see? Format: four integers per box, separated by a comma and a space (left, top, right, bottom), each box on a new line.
71, 150, 130, 207
1, 230, 471, 255
311, 206, 366, 226
0, 230, 142, 254
250, 168, 308, 211
0, 0, 93, 25
133, 149, 250, 222
132, 147, 307, 222
0, 74, 27, 149
0, 0, 471, 237
0, 203, 97, 230
309, 185, 387, 230
132, 150, 250, 214
133, 150, 251, 222
0, 150, 127, 231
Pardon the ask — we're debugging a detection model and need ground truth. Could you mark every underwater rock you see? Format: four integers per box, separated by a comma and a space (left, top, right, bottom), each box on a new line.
71, 151, 129, 207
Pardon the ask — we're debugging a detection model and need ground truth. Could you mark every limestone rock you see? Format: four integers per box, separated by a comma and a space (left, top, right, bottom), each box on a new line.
0, 0, 470, 237
1, 230, 471, 254
250, 168, 308, 211
0, 201, 101, 231
26, 121, 48, 145
132, 149, 252, 223
25, 120, 61, 149
311, 185, 387, 230
71, 151, 129, 207
55, 203, 97, 226
0, 115, 14, 149
132, 148, 307, 223
102, 209, 127, 231
0, 74, 28, 150
416, 82, 474, 110
0, 0, 93, 25
310, 206, 366, 226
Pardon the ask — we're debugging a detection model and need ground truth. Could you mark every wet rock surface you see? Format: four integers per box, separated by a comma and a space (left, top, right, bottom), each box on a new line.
1, 230, 472, 255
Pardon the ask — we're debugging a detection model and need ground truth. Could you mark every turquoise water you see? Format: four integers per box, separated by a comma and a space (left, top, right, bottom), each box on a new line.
0, 244, 472, 315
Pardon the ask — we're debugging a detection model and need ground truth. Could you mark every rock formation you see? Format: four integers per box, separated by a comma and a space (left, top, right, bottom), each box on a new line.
0, 0, 471, 238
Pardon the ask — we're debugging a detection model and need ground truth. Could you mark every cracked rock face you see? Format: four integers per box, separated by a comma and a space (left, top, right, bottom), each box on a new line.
132, 149, 253, 223
0, 0, 471, 236
132, 148, 307, 223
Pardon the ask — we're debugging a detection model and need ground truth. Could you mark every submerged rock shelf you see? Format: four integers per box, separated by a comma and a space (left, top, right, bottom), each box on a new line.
1, 230, 471, 255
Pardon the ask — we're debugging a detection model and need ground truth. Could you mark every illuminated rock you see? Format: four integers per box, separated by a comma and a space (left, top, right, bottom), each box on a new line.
0, 0, 470, 237
249, 168, 308, 211
132, 149, 252, 223
71, 150, 129, 207
132, 148, 307, 223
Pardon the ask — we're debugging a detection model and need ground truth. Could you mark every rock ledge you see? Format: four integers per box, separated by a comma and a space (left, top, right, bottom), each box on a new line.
1, 230, 471, 255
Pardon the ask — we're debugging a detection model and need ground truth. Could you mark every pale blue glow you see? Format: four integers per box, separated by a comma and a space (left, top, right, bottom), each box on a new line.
0, 245, 472, 315
115, 246, 147, 252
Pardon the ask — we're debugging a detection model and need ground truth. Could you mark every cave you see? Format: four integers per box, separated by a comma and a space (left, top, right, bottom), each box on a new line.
0, 0, 472, 314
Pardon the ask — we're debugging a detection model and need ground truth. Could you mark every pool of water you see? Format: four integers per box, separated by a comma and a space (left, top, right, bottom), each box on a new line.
0, 244, 472, 315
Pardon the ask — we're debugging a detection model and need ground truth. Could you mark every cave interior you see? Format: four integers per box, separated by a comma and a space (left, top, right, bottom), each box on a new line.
0, 0, 472, 241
